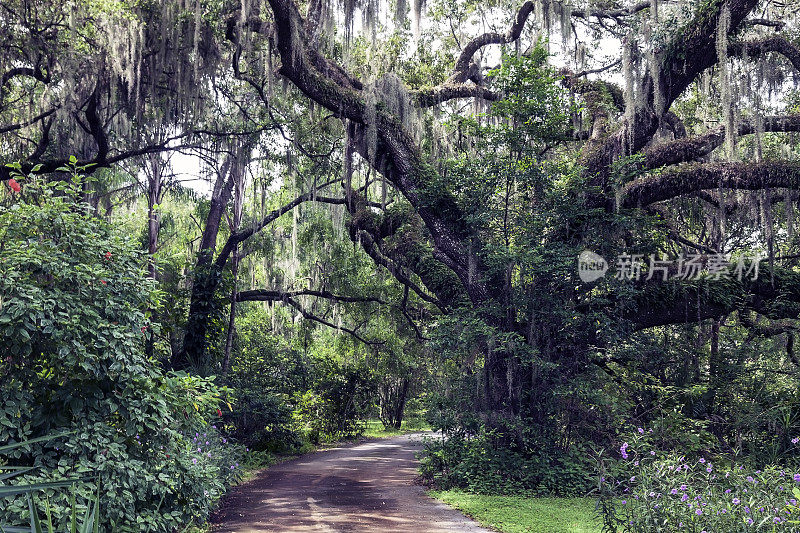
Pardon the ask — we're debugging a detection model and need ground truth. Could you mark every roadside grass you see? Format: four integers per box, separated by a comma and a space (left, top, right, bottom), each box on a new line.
429, 490, 601, 533
361, 418, 431, 438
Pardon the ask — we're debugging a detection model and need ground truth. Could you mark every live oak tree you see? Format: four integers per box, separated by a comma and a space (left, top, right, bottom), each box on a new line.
242, 0, 800, 425
4, 0, 800, 449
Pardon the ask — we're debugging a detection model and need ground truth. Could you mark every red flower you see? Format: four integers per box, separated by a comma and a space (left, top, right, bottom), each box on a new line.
100, 280, 107, 285
216, 408, 222, 417
8, 179, 20, 193
141, 325, 148, 333
104, 251, 112, 260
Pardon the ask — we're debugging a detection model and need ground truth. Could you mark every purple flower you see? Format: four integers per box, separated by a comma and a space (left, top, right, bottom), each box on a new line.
699, 458, 706, 464
681, 494, 689, 502
671, 489, 678, 495
793, 437, 799, 444
695, 509, 702, 516
732, 498, 740, 504
794, 474, 800, 483
192, 458, 198, 464
621, 500, 627, 505
638, 428, 644, 434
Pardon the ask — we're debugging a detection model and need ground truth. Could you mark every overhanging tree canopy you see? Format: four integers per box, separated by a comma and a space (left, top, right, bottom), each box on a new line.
4, 0, 800, 425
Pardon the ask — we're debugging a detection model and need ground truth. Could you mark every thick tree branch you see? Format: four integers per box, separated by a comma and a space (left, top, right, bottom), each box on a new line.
266, 0, 490, 304
622, 160, 800, 208
728, 35, 800, 71
644, 115, 800, 169
236, 288, 387, 304
412, 84, 500, 107
448, 1, 535, 84
581, 0, 759, 185
628, 267, 800, 330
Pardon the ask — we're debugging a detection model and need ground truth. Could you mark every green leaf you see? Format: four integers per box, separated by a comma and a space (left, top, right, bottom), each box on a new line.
42, 496, 54, 533
0, 480, 83, 498
26, 492, 42, 533
0, 432, 72, 454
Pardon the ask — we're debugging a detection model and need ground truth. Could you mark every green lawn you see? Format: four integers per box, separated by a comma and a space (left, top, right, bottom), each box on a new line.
360, 418, 431, 438
429, 490, 601, 533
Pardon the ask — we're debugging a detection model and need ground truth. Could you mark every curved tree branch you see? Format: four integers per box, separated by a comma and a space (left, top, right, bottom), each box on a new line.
728, 35, 800, 71
643, 115, 800, 169
622, 160, 800, 208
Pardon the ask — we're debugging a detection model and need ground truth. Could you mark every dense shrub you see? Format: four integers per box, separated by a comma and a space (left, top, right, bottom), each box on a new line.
0, 173, 243, 531
419, 427, 595, 496
229, 307, 376, 446
293, 356, 375, 442
224, 307, 303, 450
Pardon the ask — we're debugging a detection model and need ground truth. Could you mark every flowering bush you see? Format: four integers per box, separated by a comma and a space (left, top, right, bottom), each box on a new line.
598, 429, 800, 532
0, 173, 243, 531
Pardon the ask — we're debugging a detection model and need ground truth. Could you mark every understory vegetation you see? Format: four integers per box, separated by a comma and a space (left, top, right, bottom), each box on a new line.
3, 0, 800, 530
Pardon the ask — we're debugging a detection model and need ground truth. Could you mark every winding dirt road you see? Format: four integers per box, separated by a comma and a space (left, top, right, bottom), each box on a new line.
210, 433, 491, 532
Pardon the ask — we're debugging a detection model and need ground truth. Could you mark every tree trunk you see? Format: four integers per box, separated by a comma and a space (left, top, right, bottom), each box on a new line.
222, 157, 246, 374
146, 153, 165, 361
176, 156, 236, 371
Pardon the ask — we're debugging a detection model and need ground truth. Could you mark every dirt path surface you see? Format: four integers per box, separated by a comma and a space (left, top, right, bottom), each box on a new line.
210, 433, 491, 532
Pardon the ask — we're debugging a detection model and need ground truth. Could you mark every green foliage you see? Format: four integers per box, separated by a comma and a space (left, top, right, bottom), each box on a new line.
420, 429, 596, 496
0, 174, 242, 531
292, 355, 375, 442
224, 307, 304, 450
485, 47, 575, 148
227, 305, 377, 447
599, 430, 800, 532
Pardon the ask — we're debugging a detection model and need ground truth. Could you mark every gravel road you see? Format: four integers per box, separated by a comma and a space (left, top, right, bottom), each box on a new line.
210, 433, 491, 532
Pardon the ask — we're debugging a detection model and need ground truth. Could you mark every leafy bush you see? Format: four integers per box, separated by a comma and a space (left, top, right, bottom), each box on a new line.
224, 307, 304, 451
0, 173, 243, 531
420, 427, 596, 496
292, 357, 374, 442
598, 429, 800, 532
